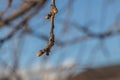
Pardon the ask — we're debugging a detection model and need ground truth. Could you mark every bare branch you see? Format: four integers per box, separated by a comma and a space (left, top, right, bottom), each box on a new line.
37, 0, 58, 56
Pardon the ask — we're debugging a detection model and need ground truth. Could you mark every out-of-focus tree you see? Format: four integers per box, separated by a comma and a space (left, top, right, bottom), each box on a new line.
0, 0, 120, 80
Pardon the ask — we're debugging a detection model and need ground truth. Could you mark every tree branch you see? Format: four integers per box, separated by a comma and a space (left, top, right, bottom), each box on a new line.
37, 0, 58, 56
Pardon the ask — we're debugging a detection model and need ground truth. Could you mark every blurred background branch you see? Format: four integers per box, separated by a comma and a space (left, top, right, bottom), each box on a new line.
0, 0, 120, 80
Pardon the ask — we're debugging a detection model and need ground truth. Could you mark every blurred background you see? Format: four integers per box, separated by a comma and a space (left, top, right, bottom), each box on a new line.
0, 0, 120, 80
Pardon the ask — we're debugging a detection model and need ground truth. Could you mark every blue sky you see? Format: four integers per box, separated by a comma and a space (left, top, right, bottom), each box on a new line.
0, 0, 120, 69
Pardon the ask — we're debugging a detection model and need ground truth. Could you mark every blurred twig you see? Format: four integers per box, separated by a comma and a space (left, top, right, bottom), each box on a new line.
0, 0, 46, 27
0, 3, 46, 47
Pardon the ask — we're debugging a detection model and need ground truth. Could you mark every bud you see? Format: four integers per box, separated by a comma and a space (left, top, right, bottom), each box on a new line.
36, 50, 44, 57
50, 5, 58, 14
53, 7, 58, 14
45, 13, 51, 19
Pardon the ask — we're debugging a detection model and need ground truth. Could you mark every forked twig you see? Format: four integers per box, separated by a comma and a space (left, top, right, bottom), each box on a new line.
36, 0, 58, 56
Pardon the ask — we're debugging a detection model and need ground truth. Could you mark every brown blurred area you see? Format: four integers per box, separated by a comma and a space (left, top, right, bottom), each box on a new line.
68, 65, 120, 80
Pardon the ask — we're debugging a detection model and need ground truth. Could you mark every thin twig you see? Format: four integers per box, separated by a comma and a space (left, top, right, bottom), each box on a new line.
37, 0, 58, 56
0, 5, 44, 47
52, 0, 55, 4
